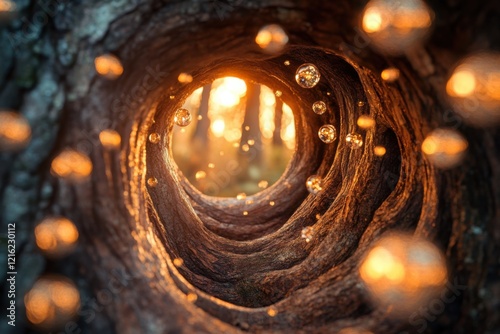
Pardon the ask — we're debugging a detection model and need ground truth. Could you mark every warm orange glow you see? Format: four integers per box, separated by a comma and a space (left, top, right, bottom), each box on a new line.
186, 293, 198, 302
381, 67, 400, 82
360, 233, 447, 315
361, 0, 434, 55
281, 103, 296, 150
25, 276, 80, 330
0, 0, 15, 12
446, 53, 500, 126
422, 129, 468, 169
94, 54, 123, 79
211, 118, 225, 137
357, 115, 376, 129
374, 146, 386, 156
173, 258, 184, 267
446, 70, 476, 97
178, 72, 193, 83
99, 129, 121, 150
35, 217, 79, 258
362, 7, 385, 33
211, 77, 247, 108
363, 0, 432, 33
195, 171, 206, 179
255, 24, 289, 53
0, 111, 31, 151
267, 307, 278, 317
51, 149, 93, 182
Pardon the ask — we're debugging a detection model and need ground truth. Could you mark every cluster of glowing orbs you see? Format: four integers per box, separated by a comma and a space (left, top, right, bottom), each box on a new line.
35, 217, 79, 258
359, 233, 447, 316
446, 52, 500, 126
174, 108, 192, 127
51, 149, 93, 182
94, 54, 123, 80
255, 24, 289, 54
312, 101, 327, 115
295, 63, 321, 88
25, 276, 80, 330
346, 133, 364, 149
99, 129, 121, 150
361, 0, 433, 55
421, 129, 468, 169
306, 175, 323, 194
301, 226, 314, 242
0, 111, 31, 151
318, 124, 337, 143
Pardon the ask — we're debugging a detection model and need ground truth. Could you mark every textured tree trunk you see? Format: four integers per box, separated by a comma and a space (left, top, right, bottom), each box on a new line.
0, 1, 498, 334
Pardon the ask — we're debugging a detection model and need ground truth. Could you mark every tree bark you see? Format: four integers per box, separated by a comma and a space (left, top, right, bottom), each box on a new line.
0, 1, 498, 334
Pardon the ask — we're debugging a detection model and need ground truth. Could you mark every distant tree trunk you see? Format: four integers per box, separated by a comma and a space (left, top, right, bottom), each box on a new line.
273, 98, 283, 146
192, 83, 211, 142
239, 82, 262, 165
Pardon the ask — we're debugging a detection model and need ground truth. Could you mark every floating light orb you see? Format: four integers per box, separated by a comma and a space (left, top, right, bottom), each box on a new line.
94, 54, 123, 79
306, 175, 323, 194
381, 67, 400, 82
295, 63, 321, 88
284, 60, 290, 66
147, 177, 158, 187
177, 73, 193, 83
99, 129, 121, 150
35, 217, 79, 258
301, 226, 314, 242
258, 180, 269, 189
346, 133, 364, 149
0, 1, 17, 22
421, 128, 468, 169
357, 115, 376, 129
446, 52, 500, 127
267, 307, 278, 317
318, 124, 337, 143
25, 276, 80, 330
0, 110, 31, 151
269, 201, 275, 206
174, 108, 192, 127
148, 133, 161, 144
374, 146, 387, 156
173, 258, 184, 267
312, 101, 327, 115
186, 293, 198, 303
51, 149, 92, 182
361, 0, 433, 55
359, 233, 447, 317
195, 171, 206, 180
255, 24, 289, 54
236, 193, 247, 200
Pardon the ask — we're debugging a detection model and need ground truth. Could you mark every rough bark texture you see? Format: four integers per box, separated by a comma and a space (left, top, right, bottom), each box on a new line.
0, 0, 499, 333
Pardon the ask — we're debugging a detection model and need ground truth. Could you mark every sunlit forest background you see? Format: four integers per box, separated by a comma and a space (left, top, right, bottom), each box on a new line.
172, 77, 295, 197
